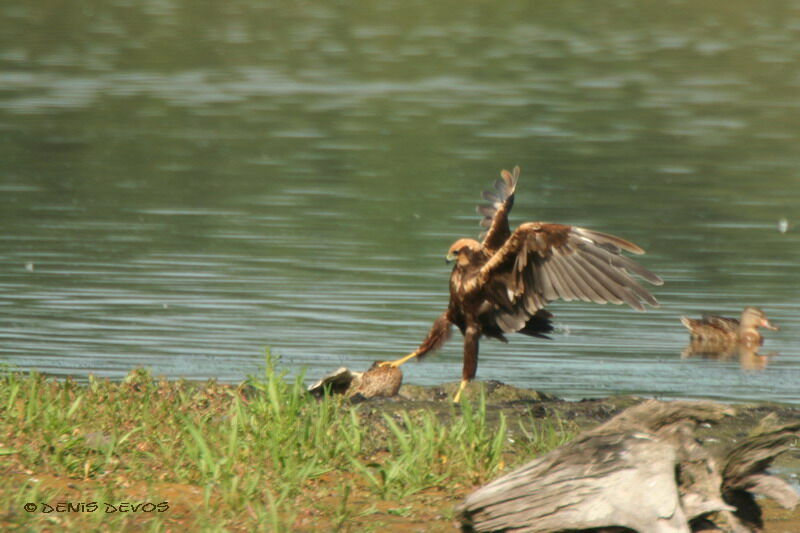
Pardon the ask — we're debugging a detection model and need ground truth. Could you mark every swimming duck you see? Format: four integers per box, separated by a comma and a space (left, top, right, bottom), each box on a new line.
680, 307, 778, 349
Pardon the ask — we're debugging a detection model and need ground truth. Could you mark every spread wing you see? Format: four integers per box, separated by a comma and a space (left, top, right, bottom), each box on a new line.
477, 166, 519, 251
466, 222, 663, 333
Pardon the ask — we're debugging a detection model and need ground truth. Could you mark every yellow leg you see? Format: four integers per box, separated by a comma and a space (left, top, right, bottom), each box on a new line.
453, 379, 469, 403
379, 351, 419, 368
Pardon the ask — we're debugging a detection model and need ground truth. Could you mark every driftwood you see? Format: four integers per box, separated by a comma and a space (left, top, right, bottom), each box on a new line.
459, 400, 800, 533
720, 420, 800, 531
307, 362, 402, 400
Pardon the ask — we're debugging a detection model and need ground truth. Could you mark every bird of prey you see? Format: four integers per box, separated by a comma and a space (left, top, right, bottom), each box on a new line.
383, 166, 663, 402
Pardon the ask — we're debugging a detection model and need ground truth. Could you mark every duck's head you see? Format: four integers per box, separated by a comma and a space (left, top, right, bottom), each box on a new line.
740, 307, 778, 331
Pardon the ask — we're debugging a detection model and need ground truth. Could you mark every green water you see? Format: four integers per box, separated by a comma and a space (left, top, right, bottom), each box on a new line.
1, 0, 799, 402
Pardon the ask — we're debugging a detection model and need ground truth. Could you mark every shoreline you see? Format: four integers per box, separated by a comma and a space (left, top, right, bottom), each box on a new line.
2, 367, 798, 531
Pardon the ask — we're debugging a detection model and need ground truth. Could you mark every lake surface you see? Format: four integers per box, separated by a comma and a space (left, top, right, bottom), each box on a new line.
1, 0, 799, 404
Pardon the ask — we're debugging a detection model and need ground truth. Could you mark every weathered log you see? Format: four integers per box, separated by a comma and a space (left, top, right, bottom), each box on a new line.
459, 400, 799, 533
720, 421, 800, 531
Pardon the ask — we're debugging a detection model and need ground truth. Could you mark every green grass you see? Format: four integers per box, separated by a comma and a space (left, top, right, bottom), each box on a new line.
0, 353, 575, 531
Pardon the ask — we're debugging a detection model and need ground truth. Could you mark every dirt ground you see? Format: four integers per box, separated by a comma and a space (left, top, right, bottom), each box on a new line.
380, 380, 800, 531
4, 373, 798, 531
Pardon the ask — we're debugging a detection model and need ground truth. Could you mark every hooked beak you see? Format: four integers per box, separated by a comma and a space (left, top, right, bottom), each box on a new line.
761, 319, 778, 331
445, 252, 456, 264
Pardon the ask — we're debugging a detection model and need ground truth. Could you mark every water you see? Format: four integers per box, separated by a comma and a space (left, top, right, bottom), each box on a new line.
1, 0, 799, 403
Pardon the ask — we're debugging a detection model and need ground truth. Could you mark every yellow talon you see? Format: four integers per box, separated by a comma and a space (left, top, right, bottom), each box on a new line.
453, 379, 469, 403
380, 352, 419, 368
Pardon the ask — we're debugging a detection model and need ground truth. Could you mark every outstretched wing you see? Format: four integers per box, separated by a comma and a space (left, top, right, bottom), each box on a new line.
466, 222, 663, 333
477, 166, 519, 251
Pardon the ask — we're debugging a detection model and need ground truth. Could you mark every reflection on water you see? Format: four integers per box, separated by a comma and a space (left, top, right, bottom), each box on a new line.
681, 344, 776, 371
1, 0, 799, 404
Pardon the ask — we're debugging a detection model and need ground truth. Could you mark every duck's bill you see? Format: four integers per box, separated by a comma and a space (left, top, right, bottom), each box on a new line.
762, 319, 779, 331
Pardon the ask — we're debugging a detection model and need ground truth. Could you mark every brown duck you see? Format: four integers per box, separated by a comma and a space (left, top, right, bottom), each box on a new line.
307, 362, 402, 400
680, 307, 778, 349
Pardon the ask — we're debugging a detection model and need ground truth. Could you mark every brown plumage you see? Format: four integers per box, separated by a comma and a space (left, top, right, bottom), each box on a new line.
348, 362, 403, 399
680, 307, 778, 350
307, 361, 402, 399
385, 166, 663, 401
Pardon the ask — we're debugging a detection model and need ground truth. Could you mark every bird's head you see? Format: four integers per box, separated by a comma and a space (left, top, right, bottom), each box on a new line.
446, 238, 482, 266
741, 307, 778, 331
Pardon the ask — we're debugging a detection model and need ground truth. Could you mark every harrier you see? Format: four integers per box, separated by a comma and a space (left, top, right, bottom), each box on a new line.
384, 166, 663, 402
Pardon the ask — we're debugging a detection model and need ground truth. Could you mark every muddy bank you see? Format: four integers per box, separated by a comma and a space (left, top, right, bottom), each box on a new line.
394, 380, 800, 469
350, 380, 800, 531
386, 378, 779, 418
4, 367, 798, 532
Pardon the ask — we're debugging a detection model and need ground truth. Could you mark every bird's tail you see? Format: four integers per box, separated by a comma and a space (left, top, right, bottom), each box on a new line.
518, 309, 554, 339
415, 312, 453, 359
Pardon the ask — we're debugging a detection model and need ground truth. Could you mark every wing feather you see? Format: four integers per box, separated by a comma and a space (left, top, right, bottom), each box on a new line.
537, 260, 559, 301
564, 248, 643, 309
573, 227, 646, 255
570, 255, 624, 304
478, 166, 520, 251
482, 191, 500, 203
701, 315, 740, 330
477, 205, 496, 217
554, 252, 604, 303
573, 252, 635, 300
541, 261, 571, 301
579, 242, 663, 285
548, 256, 582, 302
578, 250, 659, 306
467, 222, 661, 334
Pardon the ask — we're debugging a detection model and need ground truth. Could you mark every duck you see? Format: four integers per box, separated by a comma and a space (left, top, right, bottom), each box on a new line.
680, 307, 778, 349
307, 361, 402, 400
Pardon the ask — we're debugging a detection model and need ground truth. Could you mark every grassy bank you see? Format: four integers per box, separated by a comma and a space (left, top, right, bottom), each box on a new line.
0, 355, 574, 531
